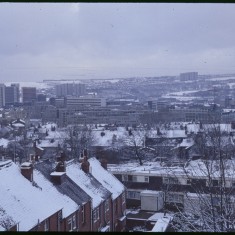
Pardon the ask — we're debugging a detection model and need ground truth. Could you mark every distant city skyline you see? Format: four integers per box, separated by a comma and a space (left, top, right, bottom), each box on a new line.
1, 3, 235, 82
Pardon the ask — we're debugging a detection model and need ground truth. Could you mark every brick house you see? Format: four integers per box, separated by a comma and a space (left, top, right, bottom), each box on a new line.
108, 160, 235, 211
34, 159, 92, 232
66, 156, 113, 231
88, 157, 126, 231
0, 160, 66, 231
0, 155, 127, 231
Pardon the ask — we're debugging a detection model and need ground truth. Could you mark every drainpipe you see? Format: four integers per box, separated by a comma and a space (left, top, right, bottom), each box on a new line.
90, 200, 93, 231
112, 199, 115, 231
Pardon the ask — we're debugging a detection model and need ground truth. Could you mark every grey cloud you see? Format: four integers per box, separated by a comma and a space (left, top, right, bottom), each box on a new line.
1, 3, 235, 82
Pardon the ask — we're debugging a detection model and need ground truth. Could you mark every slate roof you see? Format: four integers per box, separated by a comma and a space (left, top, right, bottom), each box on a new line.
66, 161, 112, 208
34, 160, 91, 206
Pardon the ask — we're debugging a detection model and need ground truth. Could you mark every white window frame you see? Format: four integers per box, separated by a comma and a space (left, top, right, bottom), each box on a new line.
163, 177, 179, 185
122, 192, 126, 204
127, 191, 141, 200
132, 175, 137, 182
44, 219, 49, 231
212, 179, 219, 187
81, 205, 85, 224
122, 175, 128, 182
105, 200, 109, 212
93, 207, 100, 222
166, 193, 184, 203
68, 218, 73, 232
57, 211, 62, 231
144, 176, 149, 183
186, 179, 191, 185
72, 215, 76, 230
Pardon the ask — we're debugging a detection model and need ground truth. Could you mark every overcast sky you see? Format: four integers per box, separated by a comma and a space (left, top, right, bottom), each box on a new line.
1, 3, 235, 82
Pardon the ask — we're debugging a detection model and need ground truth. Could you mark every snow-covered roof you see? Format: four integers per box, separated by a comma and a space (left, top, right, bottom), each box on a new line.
21, 162, 32, 167
66, 162, 111, 208
108, 158, 235, 179
12, 123, 25, 128
33, 170, 79, 218
0, 138, 9, 148
12, 119, 25, 124
34, 160, 91, 207
147, 212, 172, 222
176, 138, 194, 149
151, 215, 172, 232
35, 139, 62, 148
88, 158, 125, 200
92, 127, 127, 147
186, 159, 235, 178
187, 123, 234, 134
50, 172, 66, 176
140, 190, 162, 196
0, 161, 74, 231
165, 130, 187, 138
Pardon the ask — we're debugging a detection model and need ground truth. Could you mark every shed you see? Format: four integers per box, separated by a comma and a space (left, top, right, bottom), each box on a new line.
140, 190, 164, 211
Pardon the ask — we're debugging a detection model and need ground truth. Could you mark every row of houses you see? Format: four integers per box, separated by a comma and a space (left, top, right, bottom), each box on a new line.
0, 153, 126, 231
108, 159, 235, 211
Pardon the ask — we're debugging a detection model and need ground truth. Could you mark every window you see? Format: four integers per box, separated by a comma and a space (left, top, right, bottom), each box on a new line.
122, 175, 128, 182
186, 179, 191, 185
212, 180, 219, 187
132, 176, 137, 182
93, 207, 100, 222
123, 175, 149, 183
122, 192, 126, 204
81, 205, 85, 224
44, 219, 49, 231
57, 211, 62, 231
232, 181, 235, 187
105, 200, 109, 212
68, 218, 73, 232
127, 191, 141, 200
163, 177, 179, 185
166, 193, 184, 203
144, 176, 149, 182
72, 215, 76, 230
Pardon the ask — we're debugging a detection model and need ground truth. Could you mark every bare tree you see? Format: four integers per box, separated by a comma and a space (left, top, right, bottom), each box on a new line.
63, 124, 95, 159
0, 208, 15, 231
169, 123, 235, 232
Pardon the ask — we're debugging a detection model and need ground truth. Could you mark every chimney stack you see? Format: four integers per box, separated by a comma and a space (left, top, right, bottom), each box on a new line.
100, 158, 108, 170
81, 156, 90, 174
21, 162, 33, 182
50, 172, 66, 185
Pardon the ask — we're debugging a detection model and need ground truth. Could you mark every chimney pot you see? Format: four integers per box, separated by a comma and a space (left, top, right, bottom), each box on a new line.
83, 149, 88, 157
55, 161, 66, 172
50, 172, 66, 185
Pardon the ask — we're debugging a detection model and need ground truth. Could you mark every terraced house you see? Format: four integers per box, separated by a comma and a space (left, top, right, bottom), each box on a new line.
0, 153, 126, 231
